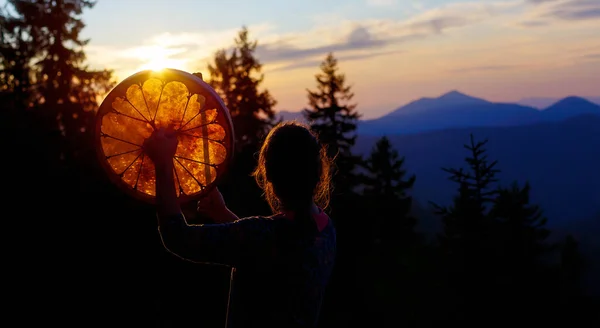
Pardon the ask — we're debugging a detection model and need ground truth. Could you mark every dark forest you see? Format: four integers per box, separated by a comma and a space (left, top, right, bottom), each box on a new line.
1, 1, 598, 327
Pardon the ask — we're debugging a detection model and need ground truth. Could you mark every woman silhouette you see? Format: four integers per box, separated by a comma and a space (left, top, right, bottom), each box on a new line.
143, 121, 337, 328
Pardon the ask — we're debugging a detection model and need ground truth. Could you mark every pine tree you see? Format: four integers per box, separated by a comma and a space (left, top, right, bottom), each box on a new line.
362, 136, 416, 245
488, 181, 557, 319
490, 182, 551, 269
302, 53, 363, 327
432, 134, 500, 252
206, 27, 275, 217
1, 0, 113, 163
303, 52, 362, 201
0, 3, 35, 108
207, 26, 276, 151
429, 134, 501, 324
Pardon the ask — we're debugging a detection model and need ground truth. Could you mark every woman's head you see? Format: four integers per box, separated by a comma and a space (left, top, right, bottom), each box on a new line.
253, 121, 331, 214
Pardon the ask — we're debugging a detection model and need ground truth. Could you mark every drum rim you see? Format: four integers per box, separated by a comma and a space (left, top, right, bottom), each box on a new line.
94, 68, 235, 204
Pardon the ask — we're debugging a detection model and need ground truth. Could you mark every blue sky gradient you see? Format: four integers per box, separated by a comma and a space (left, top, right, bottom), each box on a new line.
3, 0, 599, 118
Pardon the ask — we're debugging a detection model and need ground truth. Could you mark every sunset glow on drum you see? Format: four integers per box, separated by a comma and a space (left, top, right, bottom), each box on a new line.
95, 69, 234, 203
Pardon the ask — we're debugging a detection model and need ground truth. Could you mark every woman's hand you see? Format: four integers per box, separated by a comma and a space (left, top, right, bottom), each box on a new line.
143, 127, 178, 169
197, 188, 239, 223
144, 127, 180, 217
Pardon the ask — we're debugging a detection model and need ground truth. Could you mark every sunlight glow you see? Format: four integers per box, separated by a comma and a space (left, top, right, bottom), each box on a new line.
127, 44, 189, 72
139, 57, 187, 72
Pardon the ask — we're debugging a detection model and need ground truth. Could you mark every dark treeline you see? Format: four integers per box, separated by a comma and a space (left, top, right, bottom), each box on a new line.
1, 1, 598, 327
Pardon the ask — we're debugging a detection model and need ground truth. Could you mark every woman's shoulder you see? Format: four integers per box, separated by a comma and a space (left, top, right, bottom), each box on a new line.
230, 214, 289, 232
235, 213, 286, 223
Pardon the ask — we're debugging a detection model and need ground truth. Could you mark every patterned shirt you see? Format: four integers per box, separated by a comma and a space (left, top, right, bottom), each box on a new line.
158, 209, 337, 328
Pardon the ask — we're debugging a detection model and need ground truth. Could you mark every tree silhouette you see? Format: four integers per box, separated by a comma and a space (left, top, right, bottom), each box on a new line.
1, 0, 113, 164
0, 3, 35, 108
205, 27, 275, 218
357, 136, 421, 327
488, 181, 556, 320
490, 182, 551, 269
207, 26, 276, 152
430, 134, 501, 324
432, 134, 499, 252
362, 136, 416, 245
303, 52, 362, 203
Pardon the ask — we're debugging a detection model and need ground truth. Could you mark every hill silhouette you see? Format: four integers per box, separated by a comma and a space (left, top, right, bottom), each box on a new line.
380, 90, 491, 117
276, 92, 600, 134
355, 113, 600, 296
519, 96, 600, 109
355, 113, 600, 226
356, 91, 600, 136
542, 96, 600, 120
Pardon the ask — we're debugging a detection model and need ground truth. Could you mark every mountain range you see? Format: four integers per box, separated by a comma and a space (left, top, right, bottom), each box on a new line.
518, 96, 600, 109
356, 91, 600, 135
277, 91, 600, 225
277, 92, 600, 133
277, 92, 600, 295
353, 114, 600, 296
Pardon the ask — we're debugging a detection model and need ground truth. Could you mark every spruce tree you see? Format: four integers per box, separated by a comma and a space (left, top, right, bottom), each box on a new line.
490, 182, 551, 269
302, 53, 363, 328
303, 52, 362, 201
430, 134, 500, 324
1, 0, 113, 163
206, 27, 276, 216
207, 26, 276, 151
362, 136, 416, 245
432, 134, 499, 252
0, 4, 35, 108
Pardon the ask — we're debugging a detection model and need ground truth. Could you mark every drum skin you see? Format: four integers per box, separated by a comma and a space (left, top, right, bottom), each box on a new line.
95, 68, 234, 204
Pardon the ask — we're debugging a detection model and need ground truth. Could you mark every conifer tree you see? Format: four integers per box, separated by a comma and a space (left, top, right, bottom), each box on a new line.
302, 53, 364, 328
490, 182, 551, 269
362, 136, 416, 244
429, 134, 501, 324
303, 52, 362, 201
432, 134, 499, 252
1, 0, 113, 163
207, 26, 276, 151
206, 27, 276, 216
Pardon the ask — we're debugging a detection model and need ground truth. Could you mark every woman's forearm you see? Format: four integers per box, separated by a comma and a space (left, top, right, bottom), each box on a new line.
154, 161, 181, 217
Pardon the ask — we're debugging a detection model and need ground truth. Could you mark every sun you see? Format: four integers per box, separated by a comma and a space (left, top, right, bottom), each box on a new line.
140, 56, 186, 72
135, 45, 188, 72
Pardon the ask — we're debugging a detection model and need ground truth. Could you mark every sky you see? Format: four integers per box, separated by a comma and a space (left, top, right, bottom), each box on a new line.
31, 0, 600, 118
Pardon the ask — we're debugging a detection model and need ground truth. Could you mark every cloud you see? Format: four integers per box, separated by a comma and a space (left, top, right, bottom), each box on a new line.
527, 0, 560, 4
256, 25, 388, 63
520, 0, 600, 26
583, 53, 600, 59
256, 1, 518, 65
518, 19, 550, 26
448, 65, 521, 73
85, 0, 596, 82
544, 0, 600, 20
266, 49, 402, 73
84, 23, 274, 80
366, 0, 397, 6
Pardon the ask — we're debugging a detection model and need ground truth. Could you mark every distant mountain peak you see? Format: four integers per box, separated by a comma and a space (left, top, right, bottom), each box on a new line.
437, 90, 489, 103
381, 90, 491, 118
542, 96, 600, 120
555, 96, 593, 105
546, 96, 600, 110
440, 90, 468, 99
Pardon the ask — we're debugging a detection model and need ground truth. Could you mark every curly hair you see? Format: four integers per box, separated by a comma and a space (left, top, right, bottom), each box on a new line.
252, 121, 331, 215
